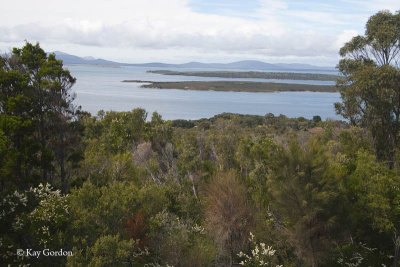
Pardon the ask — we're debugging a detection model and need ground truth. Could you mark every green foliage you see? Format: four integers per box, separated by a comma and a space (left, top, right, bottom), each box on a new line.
68, 234, 149, 267
0, 42, 83, 192
28, 184, 70, 248
149, 70, 338, 81
148, 210, 216, 266
4, 26, 400, 267
88, 235, 146, 267
336, 10, 400, 166
335, 150, 400, 266
268, 138, 345, 265
0, 183, 70, 266
139, 80, 336, 92
333, 12, 400, 264
67, 181, 139, 246
312, 115, 321, 123
85, 109, 147, 154
236, 136, 276, 208
4, 100, 400, 266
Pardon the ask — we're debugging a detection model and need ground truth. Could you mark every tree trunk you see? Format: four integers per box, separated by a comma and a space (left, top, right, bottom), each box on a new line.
59, 130, 67, 192
188, 172, 199, 200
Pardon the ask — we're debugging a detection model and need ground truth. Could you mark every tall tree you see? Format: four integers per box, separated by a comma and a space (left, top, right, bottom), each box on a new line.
0, 42, 82, 192
335, 10, 400, 167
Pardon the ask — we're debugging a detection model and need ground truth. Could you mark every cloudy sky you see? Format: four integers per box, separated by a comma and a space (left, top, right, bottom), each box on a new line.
0, 0, 398, 66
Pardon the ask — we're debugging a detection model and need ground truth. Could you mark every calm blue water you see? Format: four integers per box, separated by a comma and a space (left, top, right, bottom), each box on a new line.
66, 65, 342, 120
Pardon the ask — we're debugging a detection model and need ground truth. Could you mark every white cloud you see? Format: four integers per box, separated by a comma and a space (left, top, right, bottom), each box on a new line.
332, 29, 360, 51
0, 0, 394, 64
342, 0, 399, 12
0, 19, 340, 57
258, 0, 288, 11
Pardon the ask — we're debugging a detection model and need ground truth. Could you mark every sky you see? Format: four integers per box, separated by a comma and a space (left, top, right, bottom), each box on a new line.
0, 0, 398, 66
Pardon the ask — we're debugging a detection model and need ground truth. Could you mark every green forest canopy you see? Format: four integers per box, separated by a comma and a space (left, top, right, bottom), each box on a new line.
1, 10, 400, 267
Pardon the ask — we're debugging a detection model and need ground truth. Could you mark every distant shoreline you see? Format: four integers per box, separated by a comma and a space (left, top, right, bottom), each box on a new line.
122, 80, 338, 93
148, 70, 338, 81
65, 64, 121, 68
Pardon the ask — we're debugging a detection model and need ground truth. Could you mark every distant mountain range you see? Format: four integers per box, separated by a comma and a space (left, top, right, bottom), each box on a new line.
51, 51, 335, 71
51, 51, 122, 66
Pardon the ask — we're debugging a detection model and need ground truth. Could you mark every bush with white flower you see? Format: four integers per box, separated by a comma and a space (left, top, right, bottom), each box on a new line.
237, 232, 282, 267
0, 190, 29, 261
29, 183, 69, 247
0, 183, 69, 263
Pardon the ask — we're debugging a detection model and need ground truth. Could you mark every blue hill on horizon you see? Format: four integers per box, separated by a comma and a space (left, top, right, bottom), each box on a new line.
51, 51, 335, 71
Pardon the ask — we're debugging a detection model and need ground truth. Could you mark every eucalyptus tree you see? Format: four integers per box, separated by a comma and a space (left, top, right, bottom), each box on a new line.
335, 10, 400, 167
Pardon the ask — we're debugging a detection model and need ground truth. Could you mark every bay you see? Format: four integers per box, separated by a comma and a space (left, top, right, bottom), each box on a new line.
67, 65, 342, 120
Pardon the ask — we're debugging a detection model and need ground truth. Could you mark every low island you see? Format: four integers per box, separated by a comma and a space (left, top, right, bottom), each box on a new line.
147, 70, 339, 81
122, 80, 338, 93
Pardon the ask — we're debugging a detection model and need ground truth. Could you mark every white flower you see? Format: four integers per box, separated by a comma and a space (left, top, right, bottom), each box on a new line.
249, 232, 255, 241
238, 233, 282, 267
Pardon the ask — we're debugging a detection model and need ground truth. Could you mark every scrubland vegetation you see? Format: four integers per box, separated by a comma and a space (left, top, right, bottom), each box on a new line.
1, 10, 400, 267
147, 70, 338, 81
123, 81, 337, 93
